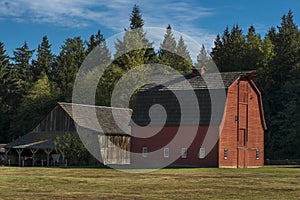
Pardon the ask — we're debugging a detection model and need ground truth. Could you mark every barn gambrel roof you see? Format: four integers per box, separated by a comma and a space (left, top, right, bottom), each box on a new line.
131, 71, 256, 126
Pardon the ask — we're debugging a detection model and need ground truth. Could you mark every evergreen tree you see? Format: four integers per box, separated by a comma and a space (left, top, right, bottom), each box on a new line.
195, 45, 216, 73
245, 25, 264, 69
196, 45, 210, 68
32, 36, 56, 81
282, 63, 300, 158
11, 74, 59, 138
228, 25, 246, 71
11, 41, 35, 99
267, 26, 277, 43
210, 34, 223, 70
0, 42, 10, 108
211, 25, 247, 71
130, 4, 144, 30
175, 36, 193, 74
86, 30, 108, 55
0, 42, 11, 142
57, 37, 86, 102
109, 5, 156, 107
96, 64, 124, 106
257, 10, 300, 159
114, 5, 155, 70
158, 25, 177, 69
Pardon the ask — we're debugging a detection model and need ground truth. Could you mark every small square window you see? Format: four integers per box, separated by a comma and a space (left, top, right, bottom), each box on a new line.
199, 148, 205, 159
256, 149, 259, 160
164, 148, 169, 158
224, 149, 228, 160
181, 148, 187, 158
142, 147, 148, 157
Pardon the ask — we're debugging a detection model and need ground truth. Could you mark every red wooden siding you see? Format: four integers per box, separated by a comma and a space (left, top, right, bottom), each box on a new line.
131, 126, 219, 167
219, 78, 264, 168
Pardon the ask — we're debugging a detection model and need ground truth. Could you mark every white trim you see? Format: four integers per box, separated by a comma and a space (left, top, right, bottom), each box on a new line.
256, 149, 259, 160
181, 148, 187, 158
164, 148, 169, 158
224, 148, 228, 160
60, 102, 132, 111
142, 147, 148, 157
199, 148, 205, 159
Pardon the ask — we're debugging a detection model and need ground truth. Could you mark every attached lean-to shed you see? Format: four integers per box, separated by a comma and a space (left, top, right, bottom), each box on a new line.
5, 102, 132, 166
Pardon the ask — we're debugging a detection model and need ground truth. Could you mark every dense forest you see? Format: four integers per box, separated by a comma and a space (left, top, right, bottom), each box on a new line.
0, 5, 299, 160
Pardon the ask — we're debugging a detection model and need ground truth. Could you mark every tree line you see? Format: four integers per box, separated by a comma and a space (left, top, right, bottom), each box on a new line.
0, 5, 299, 160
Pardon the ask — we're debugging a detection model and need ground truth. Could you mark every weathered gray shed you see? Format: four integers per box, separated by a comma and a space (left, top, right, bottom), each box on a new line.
5, 102, 132, 166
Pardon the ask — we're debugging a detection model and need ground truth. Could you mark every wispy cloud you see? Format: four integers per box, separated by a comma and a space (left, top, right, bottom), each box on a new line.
0, 0, 217, 57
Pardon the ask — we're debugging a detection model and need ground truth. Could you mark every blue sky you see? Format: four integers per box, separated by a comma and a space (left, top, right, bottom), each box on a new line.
0, 0, 299, 59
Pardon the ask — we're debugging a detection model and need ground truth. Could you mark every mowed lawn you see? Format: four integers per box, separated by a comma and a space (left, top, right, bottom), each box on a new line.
0, 167, 299, 199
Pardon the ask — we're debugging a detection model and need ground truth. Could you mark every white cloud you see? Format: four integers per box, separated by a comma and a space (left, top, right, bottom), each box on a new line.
0, 0, 217, 56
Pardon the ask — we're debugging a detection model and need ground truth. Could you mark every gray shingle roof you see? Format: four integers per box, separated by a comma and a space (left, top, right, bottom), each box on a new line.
6, 103, 132, 149
59, 102, 132, 135
5, 132, 61, 149
132, 71, 253, 126
139, 71, 252, 91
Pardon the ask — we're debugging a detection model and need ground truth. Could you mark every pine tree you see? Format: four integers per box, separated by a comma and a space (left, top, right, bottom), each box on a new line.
0, 42, 11, 142
11, 74, 59, 138
245, 25, 264, 70
195, 45, 216, 73
175, 36, 193, 74
211, 25, 247, 71
11, 41, 35, 97
258, 10, 300, 159
109, 5, 156, 107
228, 25, 246, 71
32, 36, 56, 81
158, 25, 177, 69
86, 30, 109, 55
196, 45, 209, 68
210, 34, 223, 70
0, 42, 10, 108
57, 37, 86, 102
114, 5, 155, 70
130, 4, 144, 30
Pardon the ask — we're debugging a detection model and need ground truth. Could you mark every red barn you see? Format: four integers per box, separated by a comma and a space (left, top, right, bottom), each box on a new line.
130, 69, 266, 168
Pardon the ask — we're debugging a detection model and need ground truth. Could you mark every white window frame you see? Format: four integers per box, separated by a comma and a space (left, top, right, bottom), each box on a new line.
181, 148, 187, 158
199, 148, 205, 159
224, 149, 228, 160
142, 147, 148, 157
164, 148, 169, 158
256, 149, 259, 160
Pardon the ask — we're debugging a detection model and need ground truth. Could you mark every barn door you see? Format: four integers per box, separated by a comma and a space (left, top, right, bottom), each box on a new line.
237, 81, 248, 168
238, 130, 246, 168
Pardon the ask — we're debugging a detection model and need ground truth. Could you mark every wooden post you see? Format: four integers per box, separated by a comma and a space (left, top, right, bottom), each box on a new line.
44, 149, 53, 167
30, 149, 39, 167
58, 149, 65, 165
16, 149, 24, 167
5, 148, 10, 164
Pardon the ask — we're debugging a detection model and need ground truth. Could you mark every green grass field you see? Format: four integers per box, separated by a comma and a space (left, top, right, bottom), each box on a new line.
0, 167, 299, 199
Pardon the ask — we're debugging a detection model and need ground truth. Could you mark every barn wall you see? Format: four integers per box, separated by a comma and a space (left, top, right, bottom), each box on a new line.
32, 106, 76, 133
219, 79, 264, 168
99, 135, 131, 165
218, 80, 239, 168
131, 125, 219, 168
245, 81, 264, 167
